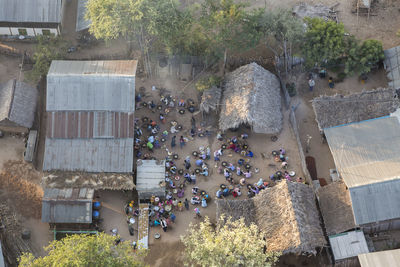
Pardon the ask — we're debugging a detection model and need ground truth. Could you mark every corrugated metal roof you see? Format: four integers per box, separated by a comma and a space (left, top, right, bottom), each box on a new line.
350, 180, 400, 225
325, 116, 400, 188
358, 248, 400, 267
76, 0, 91, 31
0, 0, 62, 23
47, 60, 137, 112
46, 111, 135, 138
43, 138, 134, 173
384, 46, 400, 90
329, 230, 369, 261
136, 160, 165, 196
0, 79, 38, 128
42, 188, 94, 223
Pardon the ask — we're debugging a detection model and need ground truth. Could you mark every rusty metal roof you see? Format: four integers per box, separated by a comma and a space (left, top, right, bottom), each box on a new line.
46, 111, 135, 139
42, 188, 94, 223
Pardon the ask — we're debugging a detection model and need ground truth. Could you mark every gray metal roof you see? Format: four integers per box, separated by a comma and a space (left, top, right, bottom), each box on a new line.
329, 230, 369, 261
136, 160, 165, 198
46, 60, 137, 112
76, 0, 91, 31
325, 116, 400, 188
0, 243, 4, 267
384, 46, 400, 90
0, 79, 38, 128
0, 0, 62, 23
358, 248, 400, 267
43, 138, 134, 173
42, 188, 94, 223
350, 179, 400, 225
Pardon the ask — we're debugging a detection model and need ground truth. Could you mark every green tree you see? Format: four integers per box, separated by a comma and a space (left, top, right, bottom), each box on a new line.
19, 233, 147, 267
26, 36, 67, 82
181, 216, 280, 267
302, 18, 345, 68
86, 0, 193, 75
198, 0, 262, 72
344, 39, 384, 75
259, 9, 304, 74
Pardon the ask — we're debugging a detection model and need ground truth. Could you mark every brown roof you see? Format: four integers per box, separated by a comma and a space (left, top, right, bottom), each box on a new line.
46, 111, 135, 139
317, 181, 356, 236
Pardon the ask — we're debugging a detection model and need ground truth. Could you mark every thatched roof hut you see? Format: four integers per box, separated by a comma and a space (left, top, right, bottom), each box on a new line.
0, 79, 38, 129
42, 171, 135, 190
312, 88, 400, 131
216, 180, 325, 255
316, 181, 356, 236
219, 63, 282, 134
215, 199, 255, 226
200, 86, 222, 114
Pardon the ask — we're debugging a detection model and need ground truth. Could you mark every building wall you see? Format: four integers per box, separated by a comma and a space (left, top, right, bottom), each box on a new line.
362, 218, 400, 234
1, 26, 59, 36
0, 119, 28, 133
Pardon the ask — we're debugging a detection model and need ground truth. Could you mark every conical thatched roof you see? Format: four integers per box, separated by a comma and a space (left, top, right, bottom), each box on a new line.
219, 63, 282, 134
316, 181, 356, 236
216, 181, 325, 255
0, 79, 38, 128
200, 86, 222, 113
312, 88, 400, 131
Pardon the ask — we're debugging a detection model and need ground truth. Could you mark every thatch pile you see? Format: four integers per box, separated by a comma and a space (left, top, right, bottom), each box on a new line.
0, 79, 38, 128
312, 88, 400, 131
216, 180, 325, 255
292, 3, 333, 20
42, 171, 135, 190
200, 86, 222, 114
219, 62, 282, 134
215, 199, 255, 226
316, 181, 356, 236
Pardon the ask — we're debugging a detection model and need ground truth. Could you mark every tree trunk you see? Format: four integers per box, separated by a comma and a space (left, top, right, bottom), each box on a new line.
223, 48, 227, 76
283, 39, 288, 76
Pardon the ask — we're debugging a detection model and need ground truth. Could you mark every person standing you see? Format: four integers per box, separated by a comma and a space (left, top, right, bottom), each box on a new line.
179, 136, 185, 149
160, 218, 168, 232
194, 207, 201, 218
184, 198, 190, 210
171, 135, 176, 148
308, 78, 315, 91
190, 173, 196, 184
328, 77, 334, 89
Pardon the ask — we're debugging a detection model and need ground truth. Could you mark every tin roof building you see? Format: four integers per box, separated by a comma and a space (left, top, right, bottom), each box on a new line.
43, 60, 137, 174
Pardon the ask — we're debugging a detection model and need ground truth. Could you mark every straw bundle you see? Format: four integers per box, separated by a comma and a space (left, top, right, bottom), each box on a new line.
312, 88, 400, 131
219, 63, 282, 134
42, 171, 135, 190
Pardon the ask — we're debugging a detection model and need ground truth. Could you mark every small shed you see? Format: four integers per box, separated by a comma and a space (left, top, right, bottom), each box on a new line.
316, 181, 356, 236
200, 86, 222, 114
42, 188, 94, 224
136, 160, 166, 199
358, 248, 400, 267
384, 45, 400, 90
0, 79, 38, 132
24, 130, 38, 162
329, 230, 369, 262
219, 63, 282, 134
76, 0, 91, 32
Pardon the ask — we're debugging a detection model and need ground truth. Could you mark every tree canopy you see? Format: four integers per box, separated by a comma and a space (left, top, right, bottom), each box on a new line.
19, 233, 147, 267
181, 216, 280, 267
302, 17, 345, 67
